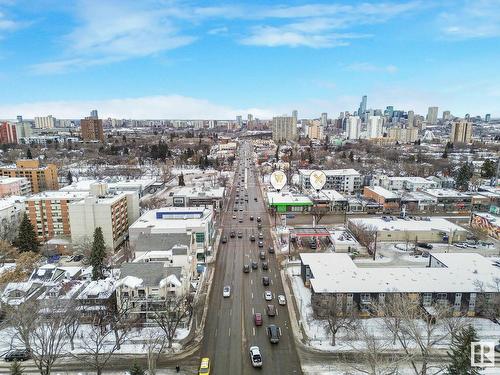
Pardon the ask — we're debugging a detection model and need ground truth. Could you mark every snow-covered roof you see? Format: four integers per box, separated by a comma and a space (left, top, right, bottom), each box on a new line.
423, 188, 470, 199
116, 275, 144, 289
349, 217, 467, 233
301, 252, 500, 294
267, 192, 313, 205
299, 169, 360, 177
77, 279, 116, 300
26, 191, 89, 201
160, 274, 181, 288
365, 186, 399, 199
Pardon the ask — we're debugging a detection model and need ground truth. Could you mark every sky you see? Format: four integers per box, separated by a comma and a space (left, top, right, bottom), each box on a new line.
0, 0, 499, 119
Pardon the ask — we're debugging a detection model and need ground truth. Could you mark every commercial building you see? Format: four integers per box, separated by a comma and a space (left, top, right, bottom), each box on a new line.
375, 176, 439, 192
60, 178, 157, 198
68, 183, 140, 250
299, 169, 362, 194
358, 95, 367, 119
346, 116, 361, 140
0, 177, 31, 197
426, 106, 438, 124
34, 115, 56, 129
470, 211, 500, 240
170, 186, 225, 211
80, 117, 104, 142
0, 159, 59, 193
129, 207, 215, 263
422, 188, 472, 211
363, 186, 400, 212
0, 122, 17, 144
272, 116, 297, 142
300, 252, 500, 317
450, 119, 472, 144
267, 191, 313, 213
347, 216, 468, 242
26, 191, 89, 242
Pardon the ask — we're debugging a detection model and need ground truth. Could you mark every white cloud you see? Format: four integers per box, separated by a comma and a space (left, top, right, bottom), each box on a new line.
0, 95, 276, 120
208, 26, 228, 35
345, 62, 398, 73
439, 0, 500, 39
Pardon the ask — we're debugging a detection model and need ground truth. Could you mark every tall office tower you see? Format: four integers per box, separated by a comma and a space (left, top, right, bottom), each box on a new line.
367, 115, 383, 139
346, 116, 361, 140
465, 113, 470, 120
385, 106, 394, 119
426, 107, 438, 124
485, 114, 491, 122
450, 119, 473, 143
90, 109, 98, 119
34, 115, 56, 129
272, 116, 297, 142
81, 117, 104, 142
292, 110, 298, 123
442, 111, 451, 121
16, 116, 23, 123
320, 113, 328, 127
407, 110, 415, 128
358, 95, 367, 119
236, 115, 242, 128
247, 114, 254, 129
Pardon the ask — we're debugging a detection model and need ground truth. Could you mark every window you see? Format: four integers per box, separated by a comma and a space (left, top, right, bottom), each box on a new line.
196, 232, 205, 243
422, 293, 432, 306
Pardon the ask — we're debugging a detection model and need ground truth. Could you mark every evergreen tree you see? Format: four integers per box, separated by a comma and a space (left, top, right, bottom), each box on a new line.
349, 151, 354, 162
481, 159, 496, 178
178, 173, 185, 186
10, 360, 23, 375
128, 362, 145, 375
442, 149, 448, 159
26, 148, 32, 159
447, 325, 480, 375
455, 163, 474, 191
275, 145, 280, 161
90, 227, 106, 281
14, 213, 39, 253
67, 171, 73, 185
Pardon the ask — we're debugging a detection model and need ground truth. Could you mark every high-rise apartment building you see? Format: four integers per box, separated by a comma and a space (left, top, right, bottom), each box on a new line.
69, 183, 140, 250
426, 107, 438, 124
346, 116, 361, 140
407, 111, 415, 128
450, 119, 473, 144
358, 95, 367, 119
388, 127, 418, 143
14, 122, 32, 143
307, 120, 323, 140
292, 110, 298, 123
90, 109, 98, 119
320, 113, 328, 127
0, 159, 59, 193
442, 111, 451, 121
26, 191, 89, 242
34, 115, 56, 129
272, 116, 297, 142
0, 122, 18, 144
485, 114, 491, 122
81, 117, 104, 142
236, 115, 242, 128
367, 115, 383, 139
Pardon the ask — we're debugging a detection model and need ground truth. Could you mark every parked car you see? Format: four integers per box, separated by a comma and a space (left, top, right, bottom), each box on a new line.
417, 242, 433, 250
278, 295, 286, 305
262, 276, 270, 286
267, 324, 281, 343
266, 304, 276, 317
254, 313, 263, 326
249, 346, 263, 367
243, 264, 250, 273
4, 349, 31, 362
223, 286, 231, 298
262, 261, 269, 270
264, 291, 273, 300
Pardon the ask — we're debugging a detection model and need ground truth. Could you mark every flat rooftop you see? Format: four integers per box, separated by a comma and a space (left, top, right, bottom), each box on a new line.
26, 191, 89, 201
423, 188, 471, 199
267, 192, 313, 205
130, 207, 213, 230
300, 252, 500, 293
299, 168, 360, 177
175, 186, 225, 199
349, 216, 467, 233
365, 186, 399, 199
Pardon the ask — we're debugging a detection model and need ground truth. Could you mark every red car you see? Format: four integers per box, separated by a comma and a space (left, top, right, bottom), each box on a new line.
254, 313, 263, 326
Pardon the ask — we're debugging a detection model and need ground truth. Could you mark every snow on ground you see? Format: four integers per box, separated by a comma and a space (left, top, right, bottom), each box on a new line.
0, 263, 15, 275
287, 265, 500, 353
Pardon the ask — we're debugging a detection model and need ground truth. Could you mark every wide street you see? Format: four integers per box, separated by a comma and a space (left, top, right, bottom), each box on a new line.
200, 142, 302, 374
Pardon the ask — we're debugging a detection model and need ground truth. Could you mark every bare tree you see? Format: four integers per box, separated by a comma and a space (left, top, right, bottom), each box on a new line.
347, 320, 402, 375
474, 278, 500, 321
143, 328, 168, 375
322, 298, 357, 346
349, 222, 378, 259
7, 300, 71, 375
0, 239, 17, 266
153, 295, 192, 348
64, 302, 82, 351
310, 205, 329, 227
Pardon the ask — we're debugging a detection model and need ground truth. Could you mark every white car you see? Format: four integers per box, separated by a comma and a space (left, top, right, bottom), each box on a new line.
232, 215, 236, 220
249, 346, 262, 367
277, 295, 286, 306
223, 286, 231, 298
264, 291, 273, 301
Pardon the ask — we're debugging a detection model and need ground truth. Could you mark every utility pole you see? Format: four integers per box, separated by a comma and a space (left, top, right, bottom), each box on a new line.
372, 231, 378, 261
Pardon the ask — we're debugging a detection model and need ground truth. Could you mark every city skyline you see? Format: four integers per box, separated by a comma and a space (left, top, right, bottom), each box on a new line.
1, 0, 500, 119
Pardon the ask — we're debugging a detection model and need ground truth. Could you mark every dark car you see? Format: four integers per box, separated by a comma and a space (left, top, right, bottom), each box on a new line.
230, 231, 236, 238
268, 245, 275, 254
4, 349, 31, 362
262, 261, 269, 270
254, 197, 258, 202
221, 236, 227, 244
251, 261, 258, 270
250, 216, 254, 221
262, 276, 270, 286
267, 324, 281, 343
243, 264, 250, 273
257, 217, 262, 222
266, 304, 276, 317
417, 242, 433, 250
237, 231, 243, 238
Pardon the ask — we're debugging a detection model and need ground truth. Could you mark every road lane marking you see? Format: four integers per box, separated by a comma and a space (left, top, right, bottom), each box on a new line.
250, 279, 253, 285
251, 292, 254, 299
229, 328, 231, 337
252, 307, 255, 315
253, 327, 256, 336
276, 309, 279, 316
230, 309, 232, 316
215, 328, 217, 337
